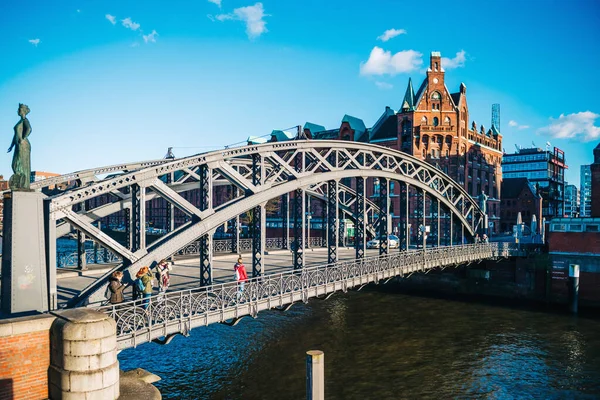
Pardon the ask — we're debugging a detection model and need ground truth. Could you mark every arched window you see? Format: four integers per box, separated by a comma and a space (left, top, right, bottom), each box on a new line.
433, 117, 439, 127
444, 116, 451, 125
431, 92, 441, 100
401, 119, 412, 136
421, 116, 428, 125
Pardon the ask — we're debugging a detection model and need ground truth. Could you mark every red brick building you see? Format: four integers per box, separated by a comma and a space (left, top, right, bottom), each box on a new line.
301, 52, 503, 235
499, 178, 542, 234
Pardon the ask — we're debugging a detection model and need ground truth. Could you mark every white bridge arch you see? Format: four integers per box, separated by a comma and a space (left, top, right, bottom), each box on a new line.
40, 140, 485, 307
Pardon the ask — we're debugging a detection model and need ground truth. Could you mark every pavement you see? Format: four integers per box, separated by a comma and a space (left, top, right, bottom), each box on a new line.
56, 246, 386, 307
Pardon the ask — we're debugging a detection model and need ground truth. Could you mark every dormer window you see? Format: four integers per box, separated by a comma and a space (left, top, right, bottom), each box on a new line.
434, 62, 438, 71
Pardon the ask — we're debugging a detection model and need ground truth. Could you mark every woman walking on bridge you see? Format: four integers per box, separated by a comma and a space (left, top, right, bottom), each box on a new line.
234, 257, 248, 300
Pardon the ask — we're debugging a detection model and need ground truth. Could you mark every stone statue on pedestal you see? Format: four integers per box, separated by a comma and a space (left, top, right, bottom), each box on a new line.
7, 104, 32, 190
478, 190, 488, 215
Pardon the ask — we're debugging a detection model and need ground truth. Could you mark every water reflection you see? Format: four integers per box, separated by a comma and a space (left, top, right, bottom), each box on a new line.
119, 286, 600, 399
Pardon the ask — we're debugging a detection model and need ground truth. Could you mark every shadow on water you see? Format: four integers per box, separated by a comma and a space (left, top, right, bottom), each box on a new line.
119, 285, 600, 400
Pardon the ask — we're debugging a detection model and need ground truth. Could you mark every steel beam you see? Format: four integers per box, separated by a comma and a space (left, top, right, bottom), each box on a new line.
130, 183, 146, 252
43, 201, 57, 310
199, 165, 213, 285
251, 154, 264, 276
293, 189, 305, 270
327, 180, 338, 264
379, 178, 388, 255
355, 177, 365, 259
281, 193, 289, 250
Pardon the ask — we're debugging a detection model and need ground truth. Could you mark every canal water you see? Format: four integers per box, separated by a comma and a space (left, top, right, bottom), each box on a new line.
119, 286, 600, 399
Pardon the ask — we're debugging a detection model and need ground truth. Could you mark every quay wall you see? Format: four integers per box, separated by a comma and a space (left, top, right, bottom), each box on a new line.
0, 314, 55, 400
394, 254, 600, 309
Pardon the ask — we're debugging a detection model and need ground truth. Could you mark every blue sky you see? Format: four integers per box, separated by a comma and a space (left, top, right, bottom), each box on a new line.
0, 0, 599, 186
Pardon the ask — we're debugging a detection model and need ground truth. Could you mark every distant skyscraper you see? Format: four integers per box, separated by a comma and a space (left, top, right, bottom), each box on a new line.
580, 165, 592, 217
564, 184, 579, 217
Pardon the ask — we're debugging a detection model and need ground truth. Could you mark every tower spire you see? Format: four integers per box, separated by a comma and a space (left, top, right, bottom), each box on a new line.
401, 78, 415, 112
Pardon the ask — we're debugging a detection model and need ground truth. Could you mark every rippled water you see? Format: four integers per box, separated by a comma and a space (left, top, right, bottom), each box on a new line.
119, 286, 600, 399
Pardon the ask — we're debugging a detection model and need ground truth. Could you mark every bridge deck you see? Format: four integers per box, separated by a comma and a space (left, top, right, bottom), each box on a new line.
56, 247, 388, 306
96, 243, 516, 350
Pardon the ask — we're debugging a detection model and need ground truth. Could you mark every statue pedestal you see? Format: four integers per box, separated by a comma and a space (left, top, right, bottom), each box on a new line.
1, 190, 48, 314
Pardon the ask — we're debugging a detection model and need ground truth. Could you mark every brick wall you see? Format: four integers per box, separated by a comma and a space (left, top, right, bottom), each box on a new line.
548, 231, 600, 254
0, 314, 55, 400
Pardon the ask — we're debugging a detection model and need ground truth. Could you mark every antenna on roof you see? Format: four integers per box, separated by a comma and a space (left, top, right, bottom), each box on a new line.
546, 141, 551, 151
532, 141, 536, 148
514, 144, 520, 152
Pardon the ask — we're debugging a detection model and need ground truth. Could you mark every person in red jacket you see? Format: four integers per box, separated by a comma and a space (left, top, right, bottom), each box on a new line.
234, 256, 248, 299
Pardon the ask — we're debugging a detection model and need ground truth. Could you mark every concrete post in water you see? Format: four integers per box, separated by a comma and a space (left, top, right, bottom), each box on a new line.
306, 350, 324, 400
568, 264, 580, 314
49, 309, 119, 399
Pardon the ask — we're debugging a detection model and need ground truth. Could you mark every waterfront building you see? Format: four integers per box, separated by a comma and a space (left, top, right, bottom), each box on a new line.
580, 164, 592, 217
0, 175, 9, 230
291, 52, 503, 235
499, 178, 542, 234
30, 170, 61, 191
564, 184, 579, 217
501, 146, 567, 220
592, 143, 600, 217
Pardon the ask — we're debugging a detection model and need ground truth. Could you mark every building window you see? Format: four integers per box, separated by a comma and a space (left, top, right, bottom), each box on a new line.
444, 116, 451, 125
421, 116, 428, 125
433, 117, 439, 127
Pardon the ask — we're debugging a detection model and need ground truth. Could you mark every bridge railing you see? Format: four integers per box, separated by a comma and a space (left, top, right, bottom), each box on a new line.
57, 237, 326, 268
98, 242, 514, 349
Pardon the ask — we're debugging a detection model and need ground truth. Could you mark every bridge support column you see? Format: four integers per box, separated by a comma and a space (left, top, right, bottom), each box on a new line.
251, 204, 265, 277
422, 189, 426, 250
327, 180, 338, 264
293, 189, 305, 270
404, 183, 410, 251
130, 183, 146, 252
355, 177, 365, 259
251, 154, 264, 276
231, 215, 239, 254
437, 199, 441, 248
450, 211, 454, 246
281, 193, 289, 250
49, 309, 119, 400
379, 178, 388, 255
77, 230, 87, 271
200, 164, 213, 285
124, 206, 131, 251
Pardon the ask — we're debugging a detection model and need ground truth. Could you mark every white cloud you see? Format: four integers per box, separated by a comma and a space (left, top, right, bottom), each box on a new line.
508, 120, 529, 130
105, 14, 116, 25
208, 0, 222, 7
377, 28, 406, 42
375, 81, 393, 90
538, 111, 600, 142
215, 2, 269, 39
28, 38, 40, 47
143, 30, 159, 43
441, 50, 466, 69
121, 17, 141, 31
360, 47, 423, 76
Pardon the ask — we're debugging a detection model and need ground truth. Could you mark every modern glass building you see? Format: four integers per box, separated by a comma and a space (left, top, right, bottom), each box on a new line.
501, 146, 567, 219
580, 164, 592, 217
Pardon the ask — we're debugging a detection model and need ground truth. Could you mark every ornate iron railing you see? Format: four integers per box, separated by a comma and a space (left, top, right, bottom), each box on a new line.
98, 242, 515, 350
57, 248, 122, 268
59, 237, 327, 267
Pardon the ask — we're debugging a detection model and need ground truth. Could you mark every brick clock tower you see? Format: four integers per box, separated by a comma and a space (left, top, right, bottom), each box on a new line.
396, 52, 503, 232
591, 142, 600, 217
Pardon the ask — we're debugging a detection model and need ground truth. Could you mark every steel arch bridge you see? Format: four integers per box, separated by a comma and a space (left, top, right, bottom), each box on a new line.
39, 140, 487, 308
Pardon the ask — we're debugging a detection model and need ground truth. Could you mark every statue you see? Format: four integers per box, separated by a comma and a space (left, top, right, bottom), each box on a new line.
478, 190, 488, 215
7, 104, 32, 190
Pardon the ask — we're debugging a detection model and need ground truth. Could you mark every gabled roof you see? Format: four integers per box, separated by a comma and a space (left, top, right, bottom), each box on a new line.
370, 106, 397, 141
342, 114, 366, 133
450, 92, 461, 107
502, 178, 540, 200
304, 122, 326, 135
270, 130, 295, 142
401, 78, 415, 111
247, 136, 268, 145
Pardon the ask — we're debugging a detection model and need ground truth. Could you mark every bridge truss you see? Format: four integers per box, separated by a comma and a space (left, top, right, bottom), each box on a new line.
38, 140, 486, 308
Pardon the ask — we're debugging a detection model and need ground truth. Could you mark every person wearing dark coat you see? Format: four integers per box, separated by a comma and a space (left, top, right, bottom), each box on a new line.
108, 271, 126, 304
